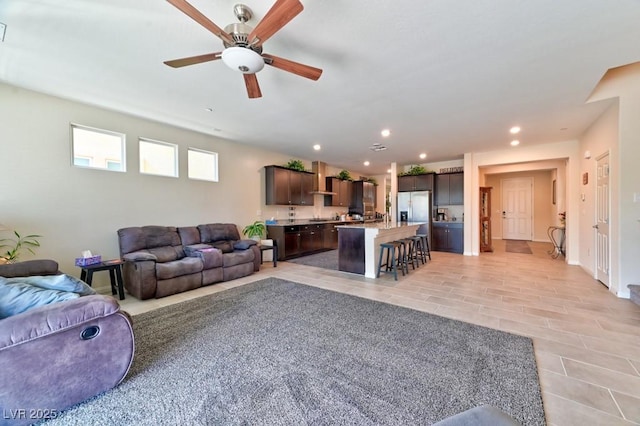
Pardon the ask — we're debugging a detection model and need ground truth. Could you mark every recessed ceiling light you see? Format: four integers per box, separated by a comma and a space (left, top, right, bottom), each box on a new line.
381, 129, 391, 138
364, 161, 370, 166
510, 126, 521, 134
419, 153, 427, 159
205, 107, 213, 112
510, 140, 520, 146
313, 144, 321, 151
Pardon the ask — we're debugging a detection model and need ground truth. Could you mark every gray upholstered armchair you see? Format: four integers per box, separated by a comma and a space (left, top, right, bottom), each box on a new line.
0, 260, 134, 425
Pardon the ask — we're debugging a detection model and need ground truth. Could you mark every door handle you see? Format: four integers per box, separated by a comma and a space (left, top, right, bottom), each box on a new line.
592, 224, 599, 229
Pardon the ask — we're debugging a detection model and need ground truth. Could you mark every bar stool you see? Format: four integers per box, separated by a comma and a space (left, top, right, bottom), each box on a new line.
410, 235, 427, 266
377, 241, 402, 280
416, 233, 432, 261
400, 237, 418, 270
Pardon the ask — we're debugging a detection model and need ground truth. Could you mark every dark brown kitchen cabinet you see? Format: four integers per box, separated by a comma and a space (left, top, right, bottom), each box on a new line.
265, 165, 314, 205
435, 172, 464, 205
300, 225, 324, 253
351, 180, 377, 211
398, 173, 434, 192
268, 222, 347, 260
324, 177, 353, 208
323, 224, 339, 249
432, 222, 463, 253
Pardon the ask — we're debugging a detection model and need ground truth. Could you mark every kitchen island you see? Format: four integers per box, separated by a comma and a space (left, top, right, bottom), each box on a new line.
335, 222, 424, 278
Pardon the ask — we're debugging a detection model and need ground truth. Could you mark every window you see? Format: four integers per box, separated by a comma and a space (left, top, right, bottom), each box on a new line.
139, 138, 178, 177
71, 124, 126, 172
188, 148, 218, 182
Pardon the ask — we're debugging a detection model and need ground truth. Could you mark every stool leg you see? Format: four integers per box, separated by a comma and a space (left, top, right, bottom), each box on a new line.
417, 239, 427, 264
390, 247, 398, 280
377, 247, 385, 278
425, 235, 431, 260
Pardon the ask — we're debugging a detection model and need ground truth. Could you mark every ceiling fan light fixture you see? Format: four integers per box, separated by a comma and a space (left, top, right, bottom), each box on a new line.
221, 47, 264, 74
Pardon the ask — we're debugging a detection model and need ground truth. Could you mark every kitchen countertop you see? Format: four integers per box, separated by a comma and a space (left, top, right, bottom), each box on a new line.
335, 221, 425, 230
266, 219, 365, 226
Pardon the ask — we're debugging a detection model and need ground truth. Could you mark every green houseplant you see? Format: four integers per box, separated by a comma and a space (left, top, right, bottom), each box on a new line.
399, 165, 429, 176
336, 170, 352, 181
284, 159, 306, 172
242, 221, 266, 240
0, 230, 42, 263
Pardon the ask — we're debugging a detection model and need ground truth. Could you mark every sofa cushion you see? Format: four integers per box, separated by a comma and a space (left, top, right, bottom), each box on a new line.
0, 275, 96, 319
209, 241, 234, 254
155, 257, 203, 280
178, 226, 201, 246
148, 246, 185, 263
118, 226, 182, 256
223, 250, 255, 267
183, 244, 213, 257
198, 223, 241, 243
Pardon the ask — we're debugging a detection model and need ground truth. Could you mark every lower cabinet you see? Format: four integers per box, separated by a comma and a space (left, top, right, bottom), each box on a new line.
267, 223, 342, 260
432, 222, 463, 254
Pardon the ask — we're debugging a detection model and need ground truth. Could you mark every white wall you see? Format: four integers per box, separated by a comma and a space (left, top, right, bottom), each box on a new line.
0, 84, 326, 283
578, 103, 618, 278
584, 61, 640, 297
463, 140, 580, 260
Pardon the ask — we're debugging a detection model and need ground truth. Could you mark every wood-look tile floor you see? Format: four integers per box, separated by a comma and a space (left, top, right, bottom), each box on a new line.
116, 240, 640, 425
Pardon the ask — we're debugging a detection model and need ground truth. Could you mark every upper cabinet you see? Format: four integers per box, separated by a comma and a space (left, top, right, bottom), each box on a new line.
352, 180, 376, 208
398, 173, 434, 192
435, 172, 464, 205
324, 177, 353, 207
265, 165, 314, 205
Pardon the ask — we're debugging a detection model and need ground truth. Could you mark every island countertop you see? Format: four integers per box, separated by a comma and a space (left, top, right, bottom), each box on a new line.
335, 221, 424, 230
336, 222, 425, 278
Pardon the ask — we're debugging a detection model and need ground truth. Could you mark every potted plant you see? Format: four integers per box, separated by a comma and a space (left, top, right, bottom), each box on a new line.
0, 230, 42, 263
242, 221, 266, 241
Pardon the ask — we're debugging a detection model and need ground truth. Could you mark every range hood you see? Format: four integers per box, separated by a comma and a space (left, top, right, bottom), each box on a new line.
310, 161, 337, 195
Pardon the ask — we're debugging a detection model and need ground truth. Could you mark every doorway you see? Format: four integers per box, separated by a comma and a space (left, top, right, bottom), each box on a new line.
595, 153, 610, 287
501, 177, 533, 240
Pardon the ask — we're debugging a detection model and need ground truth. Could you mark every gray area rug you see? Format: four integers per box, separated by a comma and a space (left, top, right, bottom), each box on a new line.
505, 239, 533, 254
286, 249, 338, 270
46, 278, 545, 425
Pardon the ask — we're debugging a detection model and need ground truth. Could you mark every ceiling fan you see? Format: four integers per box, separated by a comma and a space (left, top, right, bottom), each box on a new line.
164, 0, 323, 99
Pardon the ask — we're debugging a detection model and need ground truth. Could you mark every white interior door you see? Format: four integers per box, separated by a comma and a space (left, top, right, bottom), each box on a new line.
595, 153, 610, 287
502, 178, 533, 240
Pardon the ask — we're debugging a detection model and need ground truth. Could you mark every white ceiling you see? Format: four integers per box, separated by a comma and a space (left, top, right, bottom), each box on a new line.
1, 0, 639, 175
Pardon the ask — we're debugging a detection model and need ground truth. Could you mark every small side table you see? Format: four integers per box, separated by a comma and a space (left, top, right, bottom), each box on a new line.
259, 240, 278, 267
547, 226, 565, 259
79, 259, 125, 300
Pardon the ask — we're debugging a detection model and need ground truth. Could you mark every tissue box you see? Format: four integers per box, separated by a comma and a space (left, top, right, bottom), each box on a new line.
75, 255, 102, 267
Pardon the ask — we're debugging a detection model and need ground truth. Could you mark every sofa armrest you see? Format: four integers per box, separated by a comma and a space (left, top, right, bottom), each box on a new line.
123, 251, 157, 262
0, 295, 120, 350
234, 239, 258, 250
0, 295, 134, 423
0, 259, 60, 278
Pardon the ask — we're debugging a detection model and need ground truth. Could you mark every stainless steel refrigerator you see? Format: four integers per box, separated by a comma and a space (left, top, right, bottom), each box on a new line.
397, 191, 432, 244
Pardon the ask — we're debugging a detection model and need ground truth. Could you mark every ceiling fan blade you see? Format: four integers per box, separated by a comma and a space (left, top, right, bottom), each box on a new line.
166, 0, 233, 44
263, 53, 322, 81
248, 0, 303, 48
164, 52, 222, 68
244, 74, 263, 99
